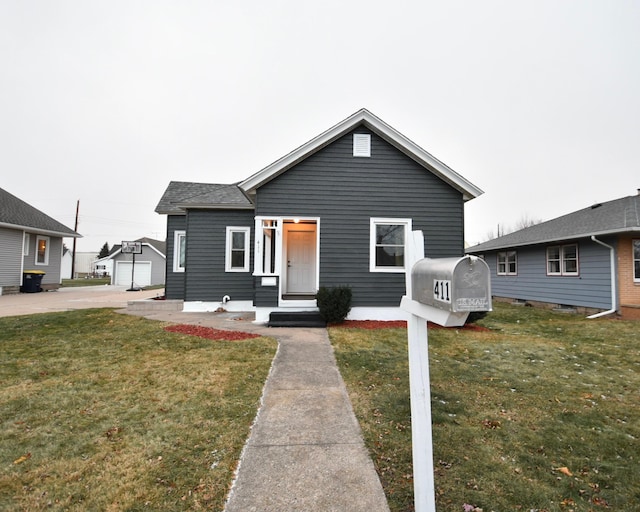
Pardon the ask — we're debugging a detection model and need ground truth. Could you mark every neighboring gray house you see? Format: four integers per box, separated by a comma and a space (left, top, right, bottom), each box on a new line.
156, 109, 483, 322
466, 192, 640, 319
95, 238, 166, 287
0, 187, 80, 294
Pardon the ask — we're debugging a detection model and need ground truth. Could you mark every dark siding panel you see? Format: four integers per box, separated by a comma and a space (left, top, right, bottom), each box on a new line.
484, 239, 612, 309
165, 216, 186, 299
256, 128, 464, 307
185, 210, 254, 302
254, 276, 279, 306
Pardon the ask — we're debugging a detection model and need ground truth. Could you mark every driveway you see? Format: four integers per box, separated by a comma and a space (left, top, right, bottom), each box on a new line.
0, 286, 164, 318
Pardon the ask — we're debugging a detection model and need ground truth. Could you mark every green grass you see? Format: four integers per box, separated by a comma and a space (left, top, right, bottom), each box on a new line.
330, 303, 640, 512
61, 278, 111, 287
0, 310, 276, 511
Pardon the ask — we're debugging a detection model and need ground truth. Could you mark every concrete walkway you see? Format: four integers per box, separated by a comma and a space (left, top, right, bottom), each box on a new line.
125, 309, 390, 512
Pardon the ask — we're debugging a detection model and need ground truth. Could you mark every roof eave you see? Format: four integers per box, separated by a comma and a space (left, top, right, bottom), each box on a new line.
467, 227, 640, 253
0, 221, 81, 238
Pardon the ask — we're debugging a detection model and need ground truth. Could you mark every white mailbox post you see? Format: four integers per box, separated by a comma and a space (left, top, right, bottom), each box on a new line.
400, 255, 491, 512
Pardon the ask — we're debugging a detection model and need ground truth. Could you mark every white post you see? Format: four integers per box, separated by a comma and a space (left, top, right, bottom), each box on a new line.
407, 313, 437, 511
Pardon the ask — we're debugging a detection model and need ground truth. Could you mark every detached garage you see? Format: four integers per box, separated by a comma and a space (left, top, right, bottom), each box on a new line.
115, 261, 152, 287
95, 238, 166, 288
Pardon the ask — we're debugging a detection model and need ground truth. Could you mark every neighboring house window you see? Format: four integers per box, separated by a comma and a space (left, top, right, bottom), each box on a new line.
257, 219, 278, 275
226, 227, 250, 272
633, 240, 640, 282
173, 231, 186, 272
370, 218, 412, 272
547, 244, 579, 276
35, 236, 49, 265
353, 133, 371, 157
23, 233, 30, 256
497, 251, 517, 275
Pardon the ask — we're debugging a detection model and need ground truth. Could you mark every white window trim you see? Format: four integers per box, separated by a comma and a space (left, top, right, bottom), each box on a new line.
370, 218, 412, 273
546, 244, 579, 276
497, 250, 517, 276
226, 227, 251, 272
35, 235, 50, 266
173, 231, 186, 273
254, 217, 282, 277
633, 239, 640, 282
353, 133, 371, 157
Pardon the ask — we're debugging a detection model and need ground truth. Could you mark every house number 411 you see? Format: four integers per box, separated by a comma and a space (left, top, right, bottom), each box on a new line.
433, 279, 451, 303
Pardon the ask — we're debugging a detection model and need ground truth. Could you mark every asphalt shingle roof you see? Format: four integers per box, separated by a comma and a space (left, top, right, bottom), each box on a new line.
0, 187, 79, 237
467, 194, 640, 253
155, 181, 253, 214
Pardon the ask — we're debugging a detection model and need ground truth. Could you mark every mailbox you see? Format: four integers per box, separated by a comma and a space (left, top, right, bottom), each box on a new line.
411, 256, 492, 313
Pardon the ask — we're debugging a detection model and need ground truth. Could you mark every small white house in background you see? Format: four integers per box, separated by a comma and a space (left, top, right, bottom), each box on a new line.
61, 251, 99, 279
95, 237, 166, 287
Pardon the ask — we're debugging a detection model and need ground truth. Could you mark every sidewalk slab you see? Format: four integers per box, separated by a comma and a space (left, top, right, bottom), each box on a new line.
224, 328, 390, 512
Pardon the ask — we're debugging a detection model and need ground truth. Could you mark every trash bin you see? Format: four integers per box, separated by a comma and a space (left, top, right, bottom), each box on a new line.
21, 270, 46, 293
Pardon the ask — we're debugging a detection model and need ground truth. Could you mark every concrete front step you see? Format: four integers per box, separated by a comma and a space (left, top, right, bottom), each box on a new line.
268, 311, 327, 328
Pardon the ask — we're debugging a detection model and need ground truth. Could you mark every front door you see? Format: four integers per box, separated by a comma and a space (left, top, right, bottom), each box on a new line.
284, 223, 317, 296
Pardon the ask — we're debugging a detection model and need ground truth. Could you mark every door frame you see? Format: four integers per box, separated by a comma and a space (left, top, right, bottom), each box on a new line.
279, 218, 320, 307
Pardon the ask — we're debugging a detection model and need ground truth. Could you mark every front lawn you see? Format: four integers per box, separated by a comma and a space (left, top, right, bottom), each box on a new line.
0, 310, 276, 511
331, 303, 640, 511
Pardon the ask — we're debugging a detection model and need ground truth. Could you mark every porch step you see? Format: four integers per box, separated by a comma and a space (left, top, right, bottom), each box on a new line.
268, 311, 327, 328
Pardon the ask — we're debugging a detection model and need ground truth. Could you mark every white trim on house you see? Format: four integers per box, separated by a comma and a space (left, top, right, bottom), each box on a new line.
239, 109, 483, 201
225, 227, 251, 272
173, 231, 186, 273
369, 218, 412, 273
35, 235, 50, 266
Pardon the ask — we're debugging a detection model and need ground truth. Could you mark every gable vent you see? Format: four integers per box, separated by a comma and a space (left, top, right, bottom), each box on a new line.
353, 133, 371, 157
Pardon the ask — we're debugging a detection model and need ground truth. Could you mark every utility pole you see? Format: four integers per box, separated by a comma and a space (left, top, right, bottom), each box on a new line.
71, 200, 79, 279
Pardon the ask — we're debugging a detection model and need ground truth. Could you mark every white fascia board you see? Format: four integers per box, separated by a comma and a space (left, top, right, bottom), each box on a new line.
0, 222, 81, 238
239, 109, 484, 201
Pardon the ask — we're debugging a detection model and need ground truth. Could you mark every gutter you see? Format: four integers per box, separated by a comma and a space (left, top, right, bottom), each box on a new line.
587, 235, 617, 319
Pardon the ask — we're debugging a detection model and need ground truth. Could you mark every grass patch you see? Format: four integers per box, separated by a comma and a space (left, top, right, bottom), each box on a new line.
331, 303, 640, 511
61, 278, 111, 287
0, 309, 276, 511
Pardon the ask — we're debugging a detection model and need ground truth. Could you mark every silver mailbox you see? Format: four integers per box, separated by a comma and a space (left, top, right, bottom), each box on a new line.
411, 256, 492, 313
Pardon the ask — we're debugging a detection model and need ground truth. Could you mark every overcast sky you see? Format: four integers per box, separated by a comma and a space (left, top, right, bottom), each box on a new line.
2, 1, 638, 252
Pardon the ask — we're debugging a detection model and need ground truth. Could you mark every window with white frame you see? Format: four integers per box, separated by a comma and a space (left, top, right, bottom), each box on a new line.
226, 227, 250, 272
633, 239, 640, 282
546, 244, 579, 276
255, 219, 278, 275
35, 235, 49, 265
173, 231, 186, 272
370, 218, 411, 272
497, 251, 517, 275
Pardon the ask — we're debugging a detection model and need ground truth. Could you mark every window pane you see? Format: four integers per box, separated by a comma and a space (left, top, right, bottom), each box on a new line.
376, 246, 404, 267
547, 247, 560, 259
231, 250, 245, 268
564, 245, 577, 259
37, 239, 47, 264
178, 235, 186, 268
232, 232, 245, 250
635, 261, 640, 280
548, 261, 560, 274
376, 225, 404, 245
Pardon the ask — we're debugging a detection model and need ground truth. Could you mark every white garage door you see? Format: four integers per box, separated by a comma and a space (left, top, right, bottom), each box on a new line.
116, 261, 152, 287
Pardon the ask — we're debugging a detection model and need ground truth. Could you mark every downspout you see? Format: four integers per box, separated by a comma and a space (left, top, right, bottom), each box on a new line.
587, 236, 617, 319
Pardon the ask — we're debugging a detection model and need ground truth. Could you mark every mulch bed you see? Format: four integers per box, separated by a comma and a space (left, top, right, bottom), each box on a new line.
164, 324, 261, 341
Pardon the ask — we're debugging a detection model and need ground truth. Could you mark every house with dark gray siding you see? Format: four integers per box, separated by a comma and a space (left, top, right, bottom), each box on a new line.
466, 192, 640, 319
155, 109, 483, 322
0, 187, 80, 294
